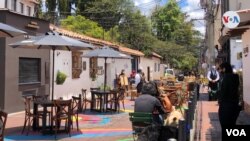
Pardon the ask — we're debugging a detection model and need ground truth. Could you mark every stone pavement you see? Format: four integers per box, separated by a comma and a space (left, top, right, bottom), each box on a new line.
196, 86, 222, 141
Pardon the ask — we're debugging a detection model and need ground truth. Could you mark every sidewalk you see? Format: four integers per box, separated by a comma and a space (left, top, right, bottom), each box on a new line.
196, 86, 221, 141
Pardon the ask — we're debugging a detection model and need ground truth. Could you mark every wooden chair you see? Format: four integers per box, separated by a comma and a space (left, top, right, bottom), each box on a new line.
89, 88, 101, 110
108, 89, 125, 113
129, 112, 153, 141
32, 95, 51, 125
0, 111, 8, 141
51, 99, 72, 139
81, 89, 91, 111
32, 95, 49, 101
22, 97, 43, 135
72, 96, 81, 131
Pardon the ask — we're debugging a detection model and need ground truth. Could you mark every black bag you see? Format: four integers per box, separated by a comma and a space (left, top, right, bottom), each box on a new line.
158, 126, 178, 141
137, 124, 161, 141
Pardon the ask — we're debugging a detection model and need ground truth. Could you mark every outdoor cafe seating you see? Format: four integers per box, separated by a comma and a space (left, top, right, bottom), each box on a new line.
19, 94, 77, 138
0, 110, 8, 141
51, 99, 72, 139
71, 96, 81, 131
22, 97, 44, 135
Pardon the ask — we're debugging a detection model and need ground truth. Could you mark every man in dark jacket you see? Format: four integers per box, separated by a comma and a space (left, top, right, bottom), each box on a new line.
218, 62, 241, 129
134, 81, 167, 125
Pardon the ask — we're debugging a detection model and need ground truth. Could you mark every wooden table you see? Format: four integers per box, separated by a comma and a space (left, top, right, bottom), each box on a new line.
33, 100, 53, 133
90, 90, 117, 112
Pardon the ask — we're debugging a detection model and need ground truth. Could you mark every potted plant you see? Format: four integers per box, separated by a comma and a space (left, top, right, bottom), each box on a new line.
56, 71, 67, 85
99, 85, 111, 91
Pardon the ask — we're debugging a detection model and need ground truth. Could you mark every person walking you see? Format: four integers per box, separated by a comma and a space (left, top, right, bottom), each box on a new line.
135, 69, 143, 95
119, 69, 129, 95
207, 65, 220, 100
218, 62, 241, 129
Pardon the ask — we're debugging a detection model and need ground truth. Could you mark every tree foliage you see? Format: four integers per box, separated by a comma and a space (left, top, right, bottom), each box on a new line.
61, 15, 120, 41
61, 15, 104, 39
52, 0, 201, 70
152, 0, 184, 41
76, 0, 134, 30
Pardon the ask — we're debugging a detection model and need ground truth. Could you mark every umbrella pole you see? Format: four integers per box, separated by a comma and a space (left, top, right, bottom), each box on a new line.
104, 57, 107, 92
52, 47, 55, 100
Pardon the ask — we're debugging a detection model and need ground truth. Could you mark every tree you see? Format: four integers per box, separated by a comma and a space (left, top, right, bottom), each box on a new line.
58, 0, 70, 17
34, 0, 43, 18
118, 10, 155, 55
76, 0, 135, 30
61, 15, 120, 41
152, 0, 184, 41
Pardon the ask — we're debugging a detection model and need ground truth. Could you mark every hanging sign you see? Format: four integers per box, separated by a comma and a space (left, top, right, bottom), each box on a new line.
222, 11, 240, 29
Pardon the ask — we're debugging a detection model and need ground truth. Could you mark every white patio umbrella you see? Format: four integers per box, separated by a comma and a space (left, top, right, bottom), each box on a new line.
9, 31, 94, 100
82, 46, 132, 91
0, 22, 26, 37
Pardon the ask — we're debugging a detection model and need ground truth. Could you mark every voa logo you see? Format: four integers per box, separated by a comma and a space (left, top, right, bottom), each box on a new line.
226, 129, 246, 136
222, 11, 240, 29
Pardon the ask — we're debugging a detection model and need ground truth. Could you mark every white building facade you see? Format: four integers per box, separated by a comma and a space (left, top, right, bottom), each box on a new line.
0, 0, 39, 16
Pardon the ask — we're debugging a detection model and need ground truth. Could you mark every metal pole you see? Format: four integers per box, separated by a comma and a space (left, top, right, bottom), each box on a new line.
207, 0, 215, 67
52, 47, 55, 100
104, 57, 107, 91
178, 118, 186, 141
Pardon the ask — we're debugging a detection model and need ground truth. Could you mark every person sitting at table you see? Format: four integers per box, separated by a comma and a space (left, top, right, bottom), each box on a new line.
134, 81, 167, 125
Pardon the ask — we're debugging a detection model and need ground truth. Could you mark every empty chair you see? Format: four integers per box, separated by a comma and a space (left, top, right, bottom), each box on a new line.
89, 88, 101, 111
22, 97, 43, 135
51, 99, 72, 139
32, 95, 49, 101
0, 111, 8, 141
81, 89, 91, 111
108, 89, 125, 113
72, 96, 81, 131
32, 95, 51, 125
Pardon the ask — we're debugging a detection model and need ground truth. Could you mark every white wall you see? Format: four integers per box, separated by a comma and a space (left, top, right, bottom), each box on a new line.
1, 0, 36, 16
94, 58, 132, 89
229, 0, 250, 11
140, 57, 163, 81
52, 50, 132, 99
241, 30, 250, 108
230, 38, 243, 70
0, 0, 4, 8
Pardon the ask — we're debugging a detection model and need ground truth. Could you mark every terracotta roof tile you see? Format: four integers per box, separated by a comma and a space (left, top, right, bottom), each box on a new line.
118, 46, 144, 56
50, 24, 144, 56
152, 52, 163, 59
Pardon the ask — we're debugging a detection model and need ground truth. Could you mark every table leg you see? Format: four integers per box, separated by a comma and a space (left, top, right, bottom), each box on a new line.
42, 106, 47, 132
33, 103, 38, 131
90, 93, 94, 111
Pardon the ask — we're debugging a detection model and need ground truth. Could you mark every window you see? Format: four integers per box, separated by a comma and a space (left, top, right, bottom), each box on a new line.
20, 3, 24, 14
27, 6, 31, 16
72, 51, 83, 79
19, 58, 41, 84
5, 0, 8, 8
11, 0, 17, 11
158, 64, 160, 72
89, 57, 98, 80
154, 63, 157, 72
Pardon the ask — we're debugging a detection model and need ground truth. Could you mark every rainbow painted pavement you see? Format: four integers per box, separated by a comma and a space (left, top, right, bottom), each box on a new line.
4, 99, 135, 141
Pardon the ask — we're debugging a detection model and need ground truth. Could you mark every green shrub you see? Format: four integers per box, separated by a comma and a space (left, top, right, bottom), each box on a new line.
99, 85, 111, 91
56, 71, 67, 85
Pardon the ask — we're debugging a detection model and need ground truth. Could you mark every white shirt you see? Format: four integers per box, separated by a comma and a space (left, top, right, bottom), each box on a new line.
135, 73, 141, 87
207, 69, 220, 81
